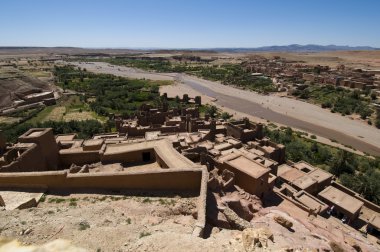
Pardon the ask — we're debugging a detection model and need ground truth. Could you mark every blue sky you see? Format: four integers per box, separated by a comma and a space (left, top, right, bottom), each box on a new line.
0, 0, 379, 48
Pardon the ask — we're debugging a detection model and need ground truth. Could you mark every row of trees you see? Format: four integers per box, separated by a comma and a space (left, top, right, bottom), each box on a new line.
293, 85, 376, 121
99, 58, 277, 93
2, 120, 109, 143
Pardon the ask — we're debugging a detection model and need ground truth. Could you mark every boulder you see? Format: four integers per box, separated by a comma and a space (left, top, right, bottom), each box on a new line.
273, 215, 293, 229
242, 227, 274, 251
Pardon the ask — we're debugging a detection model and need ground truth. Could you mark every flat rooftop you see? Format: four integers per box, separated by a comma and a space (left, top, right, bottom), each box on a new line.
308, 168, 333, 183
226, 155, 270, 179
294, 191, 328, 211
83, 139, 104, 147
279, 168, 305, 183
247, 148, 265, 157
318, 186, 364, 215
292, 175, 317, 190
103, 139, 196, 168
262, 145, 275, 153
27, 130, 44, 137
369, 215, 380, 230
277, 164, 293, 176
214, 142, 232, 151
56, 134, 76, 142
294, 161, 316, 173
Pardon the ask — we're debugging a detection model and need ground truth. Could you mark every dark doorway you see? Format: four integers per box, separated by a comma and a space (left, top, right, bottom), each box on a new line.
142, 152, 151, 162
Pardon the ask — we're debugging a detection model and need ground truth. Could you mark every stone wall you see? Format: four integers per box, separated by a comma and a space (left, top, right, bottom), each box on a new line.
0, 167, 208, 237
18, 128, 59, 170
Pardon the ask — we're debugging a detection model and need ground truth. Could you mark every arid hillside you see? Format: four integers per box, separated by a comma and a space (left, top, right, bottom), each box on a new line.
0, 64, 53, 109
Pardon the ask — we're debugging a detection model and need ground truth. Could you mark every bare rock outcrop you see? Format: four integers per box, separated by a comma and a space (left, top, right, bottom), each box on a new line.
221, 188, 262, 222
242, 227, 274, 251
220, 206, 251, 231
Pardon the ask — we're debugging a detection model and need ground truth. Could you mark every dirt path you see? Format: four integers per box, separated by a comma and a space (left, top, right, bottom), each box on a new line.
69, 61, 380, 156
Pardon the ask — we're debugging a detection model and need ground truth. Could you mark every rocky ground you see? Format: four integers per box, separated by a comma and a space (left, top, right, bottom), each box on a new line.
2, 167, 379, 252
0, 193, 199, 251
1, 190, 379, 251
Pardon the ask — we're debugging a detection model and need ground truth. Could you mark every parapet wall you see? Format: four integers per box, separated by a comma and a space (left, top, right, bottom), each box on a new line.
0, 167, 208, 237
59, 150, 101, 166
0, 168, 202, 191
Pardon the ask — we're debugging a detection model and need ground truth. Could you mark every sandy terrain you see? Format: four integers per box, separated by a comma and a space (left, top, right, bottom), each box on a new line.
70, 62, 176, 81
72, 61, 380, 155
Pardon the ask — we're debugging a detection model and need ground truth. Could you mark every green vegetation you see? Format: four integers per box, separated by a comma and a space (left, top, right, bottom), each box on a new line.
1, 119, 108, 143
142, 198, 152, 203
199, 104, 232, 120
264, 125, 380, 204
195, 64, 276, 92
292, 85, 374, 119
48, 198, 66, 203
375, 111, 380, 129
54, 65, 163, 116
87, 57, 276, 93
69, 201, 77, 207
2, 65, 176, 142
39, 194, 46, 202
158, 198, 176, 206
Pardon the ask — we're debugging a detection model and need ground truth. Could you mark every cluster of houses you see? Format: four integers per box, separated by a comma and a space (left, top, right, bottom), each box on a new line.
242, 55, 380, 95
0, 100, 380, 238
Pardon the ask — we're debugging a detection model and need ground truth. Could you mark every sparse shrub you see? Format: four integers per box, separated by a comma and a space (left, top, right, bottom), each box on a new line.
310, 135, 317, 139
78, 221, 90, 231
69, 201, 77, 207
142, 198, 152, 203
139, 231, 151, 238
329, 241, 345, 252
39, 194, 46, 202
99, 196, 108, 201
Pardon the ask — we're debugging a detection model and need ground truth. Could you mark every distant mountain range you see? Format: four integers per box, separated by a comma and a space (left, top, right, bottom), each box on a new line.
211, 44, 380, 53
0, 44, 379, 53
